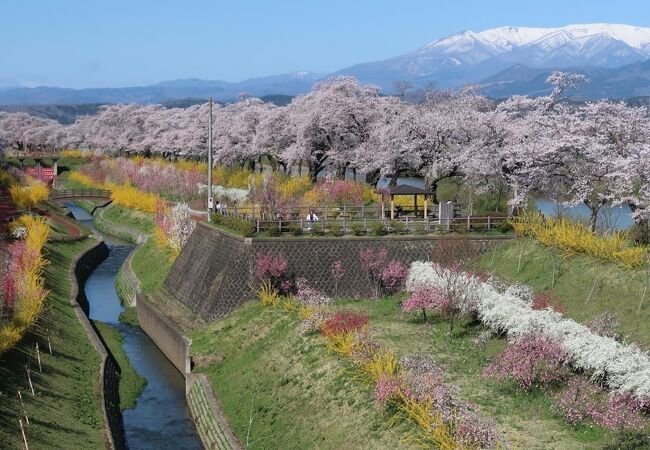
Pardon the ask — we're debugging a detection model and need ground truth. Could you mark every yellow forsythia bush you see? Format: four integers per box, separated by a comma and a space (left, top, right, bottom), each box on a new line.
510, 213, 647, 268
0, 215, 50, 354
9, 177, 49, 210
59, 149, 91, 158
69, 171, 103, 188
0, 169, 16, 188
107, 183, 158, 213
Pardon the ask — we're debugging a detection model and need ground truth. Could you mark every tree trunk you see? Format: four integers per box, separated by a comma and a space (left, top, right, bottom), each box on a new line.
365, 169, 381, 187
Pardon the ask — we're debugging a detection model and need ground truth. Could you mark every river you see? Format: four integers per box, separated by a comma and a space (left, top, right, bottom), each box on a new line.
66, 203, 201, 450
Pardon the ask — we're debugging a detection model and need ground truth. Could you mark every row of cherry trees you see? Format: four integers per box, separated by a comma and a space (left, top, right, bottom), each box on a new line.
2, 74, 649, 227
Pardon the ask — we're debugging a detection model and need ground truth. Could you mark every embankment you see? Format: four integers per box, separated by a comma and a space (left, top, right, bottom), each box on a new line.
164, 223, 512, 320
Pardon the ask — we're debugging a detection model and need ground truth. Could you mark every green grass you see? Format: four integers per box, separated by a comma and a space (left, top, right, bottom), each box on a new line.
189, 302, 416, 450
118, 307, 139, 326
102, 204, 154, 234
130, 238, 173, 294
93, 321, 147, 411
190, 291, 641, 449
479, 238, 650, 347
0, 239, 105, 449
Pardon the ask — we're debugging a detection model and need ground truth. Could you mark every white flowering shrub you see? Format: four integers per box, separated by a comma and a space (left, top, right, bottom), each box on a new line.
11, 226, 27, 240
212, 185, 250, 205
407, 261, 650, 399
155, 202, 196, 259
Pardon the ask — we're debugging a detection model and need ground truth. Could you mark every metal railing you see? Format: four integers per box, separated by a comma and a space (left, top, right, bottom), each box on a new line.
50, 189, 111, 199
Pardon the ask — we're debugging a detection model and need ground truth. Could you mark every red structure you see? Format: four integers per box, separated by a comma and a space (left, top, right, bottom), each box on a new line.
25, 167, 55, 185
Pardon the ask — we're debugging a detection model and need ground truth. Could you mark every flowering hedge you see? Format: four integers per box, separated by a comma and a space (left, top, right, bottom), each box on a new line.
0, 215, 50, 354
510, 213, 647, 268
407, 261, 650, 399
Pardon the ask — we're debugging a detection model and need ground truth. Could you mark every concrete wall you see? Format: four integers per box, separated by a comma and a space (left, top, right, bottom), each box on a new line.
136, 294, 191, 375
164, 223, 512, 320
71, 240, 126, 450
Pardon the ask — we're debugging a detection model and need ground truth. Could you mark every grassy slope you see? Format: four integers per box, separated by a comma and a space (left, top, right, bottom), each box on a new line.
0, 239, 105, 450
103, 205, 154, 234
190, 293, 637, 449
339, 297, 615, 450
190, 302, 415, 450
130, 237, 173, 295
479, 238, 650, 348
93, 322, 147, 411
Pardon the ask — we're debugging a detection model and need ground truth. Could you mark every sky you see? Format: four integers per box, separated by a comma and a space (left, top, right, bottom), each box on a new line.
2, 0, 650, 88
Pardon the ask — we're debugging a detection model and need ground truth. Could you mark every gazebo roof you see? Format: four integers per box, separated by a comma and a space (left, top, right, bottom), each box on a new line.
387, 184, 433, 196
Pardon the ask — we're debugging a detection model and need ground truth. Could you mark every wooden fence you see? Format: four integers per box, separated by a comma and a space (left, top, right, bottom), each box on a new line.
217, 207, 510, 235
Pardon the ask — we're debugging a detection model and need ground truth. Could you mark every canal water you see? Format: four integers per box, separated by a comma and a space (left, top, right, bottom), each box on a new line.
66, 203, 201, 450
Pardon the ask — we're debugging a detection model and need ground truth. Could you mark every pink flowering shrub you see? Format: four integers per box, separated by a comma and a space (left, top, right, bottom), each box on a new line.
254, 251, 292, 293
456, 410, 500, 449
359, 249, 407, 297
2, 272, 17, 317
307, 179, 365, 207
552, 377, 602, 426
295, 278, 331, 307
374, 374, 405, 408
484, 334, 569, 390
380, 261, 408, 294
552, 377, 648, 430
402, 287, 435, 322
590, 392, 647, 431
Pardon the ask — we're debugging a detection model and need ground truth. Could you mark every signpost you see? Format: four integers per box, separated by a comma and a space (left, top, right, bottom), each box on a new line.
207, 97, 213, 221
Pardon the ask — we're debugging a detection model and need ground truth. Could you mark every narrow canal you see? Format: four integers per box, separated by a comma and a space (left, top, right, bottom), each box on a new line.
66, 203, 201, 450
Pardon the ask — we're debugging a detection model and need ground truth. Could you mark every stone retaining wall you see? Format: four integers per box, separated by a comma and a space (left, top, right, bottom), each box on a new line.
70, 239, 126, 450
165, 223, 512, 320
93, 206, 147, 245
186, 374, 242, 450
115, 241, 142, 307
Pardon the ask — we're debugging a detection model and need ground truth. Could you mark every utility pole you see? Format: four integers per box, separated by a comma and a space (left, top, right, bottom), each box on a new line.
207, 97, 213, 221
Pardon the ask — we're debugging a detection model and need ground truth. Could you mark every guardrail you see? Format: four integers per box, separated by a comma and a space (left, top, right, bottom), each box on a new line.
50, 189, 111, 199
216, 208, 510, 235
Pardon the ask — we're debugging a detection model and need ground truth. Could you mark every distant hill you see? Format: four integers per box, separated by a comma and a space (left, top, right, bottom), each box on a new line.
3, 23, 650, 104
0, 103, 105, 124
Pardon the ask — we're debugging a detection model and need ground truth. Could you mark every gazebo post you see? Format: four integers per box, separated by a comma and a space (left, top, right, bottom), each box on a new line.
424, 196, 428, 220
390, 195, 395, 220
414, 194, 417, 217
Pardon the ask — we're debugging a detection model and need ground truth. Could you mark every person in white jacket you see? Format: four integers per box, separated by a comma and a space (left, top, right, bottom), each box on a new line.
306, 209, 318, 229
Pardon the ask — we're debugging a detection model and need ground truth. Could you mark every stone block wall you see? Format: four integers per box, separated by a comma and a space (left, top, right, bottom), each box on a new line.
164, 223, 511, 320
186, 374, 242, 450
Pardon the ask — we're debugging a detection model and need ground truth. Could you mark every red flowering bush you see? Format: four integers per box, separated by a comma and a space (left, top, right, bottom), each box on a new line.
321, 311, 368, 337
2, 272, 17, 317
484, 333, 569, 390
532, 290, 565, 314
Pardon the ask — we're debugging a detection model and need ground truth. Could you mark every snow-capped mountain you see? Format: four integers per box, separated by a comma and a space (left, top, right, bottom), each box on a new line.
337, 24, 650, 89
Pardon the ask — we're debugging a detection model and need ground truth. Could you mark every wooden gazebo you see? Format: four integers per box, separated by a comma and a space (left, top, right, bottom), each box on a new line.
385, 184, 434, 219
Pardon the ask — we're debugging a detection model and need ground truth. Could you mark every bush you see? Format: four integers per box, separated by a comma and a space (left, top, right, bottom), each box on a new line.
326, 222, 344, 237
288, 223, 303, 236
370, 221, 387, 236
510, 212, 647, 268
389, 220, 407, 234
321, 311, 368, 337
9, 178, 49, 210
350, 222, 366, 236
484, 333, 568, 390
212, 213, 255, 237
266, 226, 282, 237
630, 221, 650, 246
